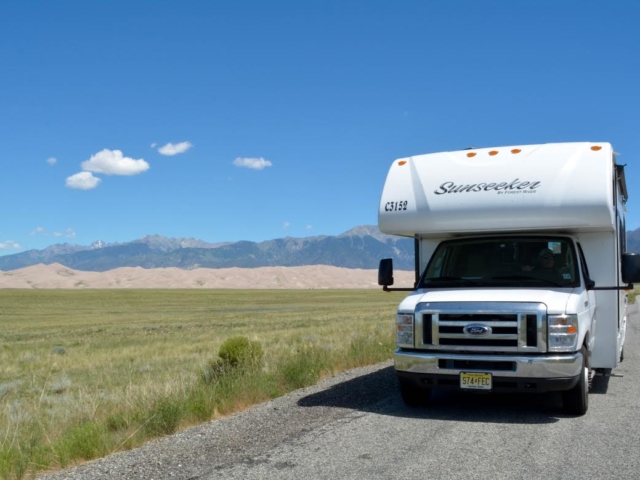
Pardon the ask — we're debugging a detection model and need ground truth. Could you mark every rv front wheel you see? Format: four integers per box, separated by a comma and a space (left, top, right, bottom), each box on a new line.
562, 347, 589, 416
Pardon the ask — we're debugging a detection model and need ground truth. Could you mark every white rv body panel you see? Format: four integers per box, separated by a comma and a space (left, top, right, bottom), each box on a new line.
379, 143, 615, 237
579, 233, 623, 368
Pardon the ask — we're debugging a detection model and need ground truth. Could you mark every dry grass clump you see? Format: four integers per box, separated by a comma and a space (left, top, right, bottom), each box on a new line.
0, 289, 403, 479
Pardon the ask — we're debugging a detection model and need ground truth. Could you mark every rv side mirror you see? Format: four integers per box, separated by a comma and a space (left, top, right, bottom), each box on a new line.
622, 253, 640, 284
378, 258, 394, 286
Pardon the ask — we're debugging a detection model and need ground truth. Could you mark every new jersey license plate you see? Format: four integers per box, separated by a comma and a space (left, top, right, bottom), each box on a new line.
460, 372, 492, 390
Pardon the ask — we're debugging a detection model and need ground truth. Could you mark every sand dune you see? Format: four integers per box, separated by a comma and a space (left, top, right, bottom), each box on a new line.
0, 263, 416, 289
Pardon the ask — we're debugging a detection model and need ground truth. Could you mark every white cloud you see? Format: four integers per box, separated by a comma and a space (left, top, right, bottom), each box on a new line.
158, 141, 192, 156
233, 157, 273, 170
30, 227, 77, 238
283, 222, 290, 229
66, 172, 102, 190
81, 149, 149, 176
47, 157, 57, 166
306, 224, 313, 230
51, 229, 76, 238
0, 240, 21, 250
150, 143, 157, 148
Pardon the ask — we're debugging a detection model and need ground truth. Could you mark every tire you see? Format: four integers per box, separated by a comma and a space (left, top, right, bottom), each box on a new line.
398, 378, 431, 407
562, 347, 589, 416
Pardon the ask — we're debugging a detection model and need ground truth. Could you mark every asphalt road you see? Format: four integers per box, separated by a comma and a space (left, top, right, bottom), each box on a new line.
43, 306, 640, 480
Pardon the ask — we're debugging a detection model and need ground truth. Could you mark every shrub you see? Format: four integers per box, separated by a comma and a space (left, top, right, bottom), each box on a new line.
218, 336, 264, 370
0, 380, 22, 399
185, 388, 215, 422
48, 376, 72, 395
54, 421, 108, 465
144, 397, 183, 436
202, 336, 264, 384
106, 412, 129, 432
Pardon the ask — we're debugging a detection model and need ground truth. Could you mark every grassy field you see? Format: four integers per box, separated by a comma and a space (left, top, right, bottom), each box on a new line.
0, 289, 405, 479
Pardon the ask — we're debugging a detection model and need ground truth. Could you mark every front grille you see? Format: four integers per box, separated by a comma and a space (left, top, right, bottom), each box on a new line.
526, 314, 537, 347
416, 302, 547, 353
438, 313, 518, 347
440, 314, 517, 322
439, 338, 516, 347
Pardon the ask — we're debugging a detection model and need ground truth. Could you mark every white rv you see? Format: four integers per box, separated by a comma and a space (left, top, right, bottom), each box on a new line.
378, 142, 640, 415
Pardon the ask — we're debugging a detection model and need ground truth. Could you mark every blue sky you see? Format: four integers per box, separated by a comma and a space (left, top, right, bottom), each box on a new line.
1, 1, 639, 254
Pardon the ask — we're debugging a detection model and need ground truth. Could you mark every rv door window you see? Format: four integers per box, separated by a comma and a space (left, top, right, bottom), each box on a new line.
421, 237, 579, 288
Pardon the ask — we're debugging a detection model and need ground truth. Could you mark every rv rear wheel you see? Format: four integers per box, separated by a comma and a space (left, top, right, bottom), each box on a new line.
562, 347, 589, 416
398, 378, 431, 407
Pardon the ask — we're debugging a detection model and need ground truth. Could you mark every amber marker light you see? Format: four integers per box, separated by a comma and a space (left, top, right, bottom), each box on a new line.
489, 150, 498, 156
398, 160, 407, 166
511, 149, 521, 154
567, 325, 578, 334
591, 146, 602, 151
466, 152, 476, 158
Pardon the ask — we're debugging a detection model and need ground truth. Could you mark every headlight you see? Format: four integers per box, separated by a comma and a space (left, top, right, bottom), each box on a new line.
548, 314, 578, 352
396, 313, 414, 347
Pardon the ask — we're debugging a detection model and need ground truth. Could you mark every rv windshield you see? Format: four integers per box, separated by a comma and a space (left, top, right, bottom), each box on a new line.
420, 237, 579, 288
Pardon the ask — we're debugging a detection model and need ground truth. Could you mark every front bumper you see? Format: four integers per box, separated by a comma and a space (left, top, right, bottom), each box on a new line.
395, 349, 583, 393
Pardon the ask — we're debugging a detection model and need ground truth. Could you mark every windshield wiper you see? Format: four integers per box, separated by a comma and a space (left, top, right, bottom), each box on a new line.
490, 275, 564, 288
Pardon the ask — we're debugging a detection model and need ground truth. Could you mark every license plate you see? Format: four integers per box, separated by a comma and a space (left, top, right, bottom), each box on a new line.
460, 372, 492, 390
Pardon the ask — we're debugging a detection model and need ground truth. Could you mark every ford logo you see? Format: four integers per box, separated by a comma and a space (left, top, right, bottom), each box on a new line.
464, 324, 492, 336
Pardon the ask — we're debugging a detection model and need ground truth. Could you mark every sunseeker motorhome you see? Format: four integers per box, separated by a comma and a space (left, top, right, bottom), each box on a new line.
378, 142, 640, 415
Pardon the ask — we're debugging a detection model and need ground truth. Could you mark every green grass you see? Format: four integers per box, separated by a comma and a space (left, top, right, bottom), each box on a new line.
0, 289, 404, 479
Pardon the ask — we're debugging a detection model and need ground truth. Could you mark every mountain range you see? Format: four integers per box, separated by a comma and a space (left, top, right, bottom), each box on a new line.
2, 225, 639, 273
0, 226, 415, 272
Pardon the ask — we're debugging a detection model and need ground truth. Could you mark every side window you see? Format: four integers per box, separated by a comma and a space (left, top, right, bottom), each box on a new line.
576, 243, 591, 282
